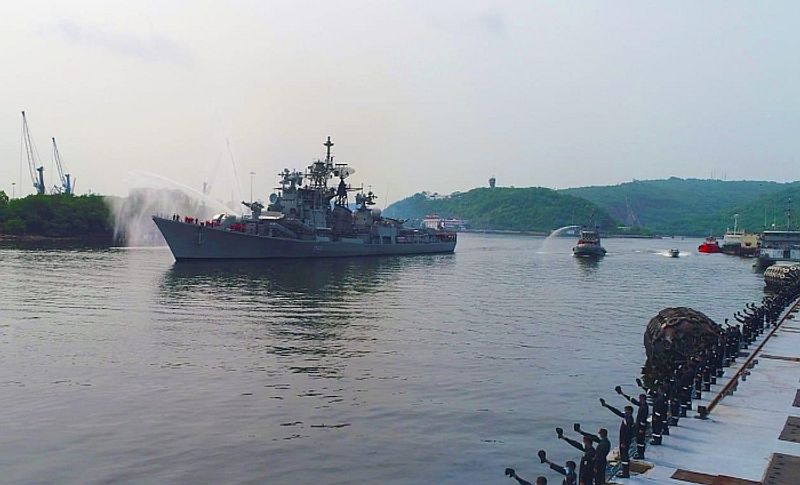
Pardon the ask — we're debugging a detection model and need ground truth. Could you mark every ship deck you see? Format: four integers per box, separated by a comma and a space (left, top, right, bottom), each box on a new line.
622, 298, 800, 484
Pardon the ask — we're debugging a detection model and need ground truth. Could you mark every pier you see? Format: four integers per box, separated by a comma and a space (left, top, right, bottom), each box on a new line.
623, 298, 800, 484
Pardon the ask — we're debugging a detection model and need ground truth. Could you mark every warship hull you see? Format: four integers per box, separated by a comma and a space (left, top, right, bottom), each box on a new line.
153, 217, 456, 261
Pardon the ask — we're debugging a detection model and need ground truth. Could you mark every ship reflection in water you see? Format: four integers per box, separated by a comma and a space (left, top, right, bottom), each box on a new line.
163, 256, 408, 294
575, 254, 601, 275
159, 256, 449, 377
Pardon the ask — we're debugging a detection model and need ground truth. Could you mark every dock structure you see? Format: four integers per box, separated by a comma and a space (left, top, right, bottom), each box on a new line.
622, 299, 800, 485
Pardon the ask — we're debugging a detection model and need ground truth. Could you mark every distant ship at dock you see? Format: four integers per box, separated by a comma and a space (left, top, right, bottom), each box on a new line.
756, 230, 800, 269
720, 214, 759, 257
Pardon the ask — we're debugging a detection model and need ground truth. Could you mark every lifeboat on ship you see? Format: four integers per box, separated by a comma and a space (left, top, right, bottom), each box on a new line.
698, 236, 721, 254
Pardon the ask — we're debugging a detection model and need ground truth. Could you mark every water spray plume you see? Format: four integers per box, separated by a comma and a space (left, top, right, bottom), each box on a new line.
109, 170, 243, 247
539, 225, 581, 253
126, 170, 238, 214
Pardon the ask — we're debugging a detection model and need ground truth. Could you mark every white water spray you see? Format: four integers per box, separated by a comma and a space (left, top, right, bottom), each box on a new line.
109, 170, 244, 246
538, 225, 581, 253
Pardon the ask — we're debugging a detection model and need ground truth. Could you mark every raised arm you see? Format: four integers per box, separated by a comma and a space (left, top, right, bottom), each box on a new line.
601, 398, 625, 418
615, 386, 639, 406
574, 425, 600, 443
547, 461, 567, 476
561, 435, 585, 452
504, 468, 533, 485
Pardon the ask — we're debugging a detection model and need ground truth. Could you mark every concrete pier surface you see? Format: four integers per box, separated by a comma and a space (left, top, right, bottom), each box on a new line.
622, 299, 800, 485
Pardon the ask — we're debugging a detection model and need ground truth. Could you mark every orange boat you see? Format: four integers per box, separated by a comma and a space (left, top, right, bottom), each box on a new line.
698, 236, 721, 253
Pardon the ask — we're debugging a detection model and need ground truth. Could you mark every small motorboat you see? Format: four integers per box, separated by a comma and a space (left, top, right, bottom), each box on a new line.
668, 248, 680, 258
698, 236, 721, 254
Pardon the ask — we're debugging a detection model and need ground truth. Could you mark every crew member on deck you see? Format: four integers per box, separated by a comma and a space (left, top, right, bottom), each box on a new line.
574, 424, 610, 485
505, 468, 547, 485
650, 384, 668, 445
538, 450, 577, 485
556, 427, 596, 485
600, 398, 634, 478
616, 387, 649, 459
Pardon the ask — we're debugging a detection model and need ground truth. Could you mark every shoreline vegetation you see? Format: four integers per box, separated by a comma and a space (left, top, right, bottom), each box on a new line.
2, 177, 800, 248
0, 192, 114, 247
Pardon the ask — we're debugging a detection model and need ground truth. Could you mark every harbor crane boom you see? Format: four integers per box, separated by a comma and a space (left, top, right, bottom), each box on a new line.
52, 137, 74, 195
21, 111, 45, 195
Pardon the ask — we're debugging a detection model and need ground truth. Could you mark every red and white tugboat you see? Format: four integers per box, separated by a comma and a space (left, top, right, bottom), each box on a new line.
698, 236, 721, 254
573, 226, 607, 258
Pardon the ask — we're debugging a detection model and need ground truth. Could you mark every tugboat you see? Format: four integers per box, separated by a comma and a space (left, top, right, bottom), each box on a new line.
152, 137, 457, 260
698, 236, 721, 254
572, 226, 606, 258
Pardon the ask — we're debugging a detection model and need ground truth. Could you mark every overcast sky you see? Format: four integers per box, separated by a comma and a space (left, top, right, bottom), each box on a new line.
1, 1, 798, 204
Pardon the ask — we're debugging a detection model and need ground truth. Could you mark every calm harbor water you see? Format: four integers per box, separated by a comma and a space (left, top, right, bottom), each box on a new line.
0, 234, 765, 484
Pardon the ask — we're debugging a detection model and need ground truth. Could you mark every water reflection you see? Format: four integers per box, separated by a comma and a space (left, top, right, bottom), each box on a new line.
162, 256, 409, 295
157, 256, 436, 377
574, 255, 601, 276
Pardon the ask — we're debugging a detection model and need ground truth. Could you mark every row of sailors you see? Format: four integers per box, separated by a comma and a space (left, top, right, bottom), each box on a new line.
505, 278, 800, 485
170, 214, 224, 229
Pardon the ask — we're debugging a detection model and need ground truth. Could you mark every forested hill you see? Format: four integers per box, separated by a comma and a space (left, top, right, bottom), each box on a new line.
561, 178, 799, 235
383, 187, 618, 233
385, 178, 799, 235
724, 184, 800, 232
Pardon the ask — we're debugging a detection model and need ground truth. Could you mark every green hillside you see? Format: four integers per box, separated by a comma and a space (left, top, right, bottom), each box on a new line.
384, 187, 618, 233
722, 185, 800, 232
561, 178, 797, 235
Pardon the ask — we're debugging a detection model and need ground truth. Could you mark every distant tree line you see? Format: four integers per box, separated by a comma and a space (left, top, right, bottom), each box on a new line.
0, 192, 113, 238
384, 187, 622, 233
386, 178, 800, 236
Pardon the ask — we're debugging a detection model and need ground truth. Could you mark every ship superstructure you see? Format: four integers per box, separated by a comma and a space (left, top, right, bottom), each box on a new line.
756, 230, 800, 268
153, 137, 457, 260
720, 214, 758, 257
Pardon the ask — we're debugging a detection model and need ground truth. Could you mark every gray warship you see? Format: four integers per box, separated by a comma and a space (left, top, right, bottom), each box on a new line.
153, 137, 457, 261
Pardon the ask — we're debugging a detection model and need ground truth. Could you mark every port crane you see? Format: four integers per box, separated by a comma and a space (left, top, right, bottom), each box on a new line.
51, 137, 75, 195
21, 111, 45, 195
